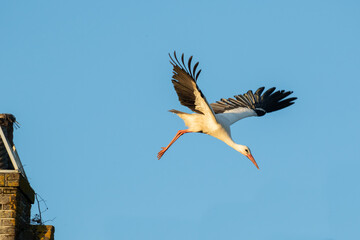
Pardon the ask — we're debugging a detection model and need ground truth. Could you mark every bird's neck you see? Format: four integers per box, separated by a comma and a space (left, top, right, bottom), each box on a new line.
231, 142, 246, 153
210, 128, 245, 153
221, 136, 245, 152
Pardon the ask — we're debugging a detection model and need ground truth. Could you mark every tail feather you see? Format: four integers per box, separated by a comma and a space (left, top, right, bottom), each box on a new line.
169, 109, 186, 115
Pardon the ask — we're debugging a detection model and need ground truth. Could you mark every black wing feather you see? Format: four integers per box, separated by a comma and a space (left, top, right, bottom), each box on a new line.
210, 87, 297, 116
169, 51, 204, 114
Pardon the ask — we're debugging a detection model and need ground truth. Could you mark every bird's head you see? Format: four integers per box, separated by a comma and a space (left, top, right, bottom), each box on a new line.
237, 145, 259, 170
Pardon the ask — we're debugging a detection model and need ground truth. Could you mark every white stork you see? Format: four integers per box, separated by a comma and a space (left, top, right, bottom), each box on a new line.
157, 52, 297, 169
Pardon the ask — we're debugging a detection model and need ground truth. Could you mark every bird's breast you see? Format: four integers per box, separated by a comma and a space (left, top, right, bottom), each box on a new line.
206, 124, 232, 142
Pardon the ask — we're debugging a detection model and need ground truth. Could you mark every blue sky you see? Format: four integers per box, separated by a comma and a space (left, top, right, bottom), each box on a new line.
1, 0, 360, 239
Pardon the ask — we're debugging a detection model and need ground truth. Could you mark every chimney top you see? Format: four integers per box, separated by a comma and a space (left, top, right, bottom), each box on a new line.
0, 114, 19, 146
0, 113, 16, 122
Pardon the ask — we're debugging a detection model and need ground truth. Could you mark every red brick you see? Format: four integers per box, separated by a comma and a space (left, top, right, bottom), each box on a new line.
0, 196, 10, 204
0, 174, 5, 187
2, 204, 15, 211
0, 211, 15, 218
0, 234, 15, 240
5, 174, 20, 181
2, 189, 16, 194
0, 226, 15, 234
1, 219, 15, 226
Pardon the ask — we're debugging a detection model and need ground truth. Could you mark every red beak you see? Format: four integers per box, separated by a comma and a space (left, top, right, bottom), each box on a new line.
247, 154, 259, 170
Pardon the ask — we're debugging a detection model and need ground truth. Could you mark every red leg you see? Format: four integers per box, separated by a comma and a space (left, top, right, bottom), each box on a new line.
157, 130, 191, 160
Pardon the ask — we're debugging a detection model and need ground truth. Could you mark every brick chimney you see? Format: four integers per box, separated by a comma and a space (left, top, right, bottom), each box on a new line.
0, 114, 54, 240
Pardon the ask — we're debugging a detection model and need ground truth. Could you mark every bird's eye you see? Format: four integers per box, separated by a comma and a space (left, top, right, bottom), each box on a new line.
245, 149, 249, 153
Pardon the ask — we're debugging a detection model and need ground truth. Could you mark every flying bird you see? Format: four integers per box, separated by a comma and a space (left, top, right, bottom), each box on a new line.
157, 52, 297, 169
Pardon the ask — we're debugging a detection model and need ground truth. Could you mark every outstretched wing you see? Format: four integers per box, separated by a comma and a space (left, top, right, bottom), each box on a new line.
169, 52, 215, 117
211, 87, 297, 125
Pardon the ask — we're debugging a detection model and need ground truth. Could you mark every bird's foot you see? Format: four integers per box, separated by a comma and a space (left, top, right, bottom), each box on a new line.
157, 147, 167, 160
